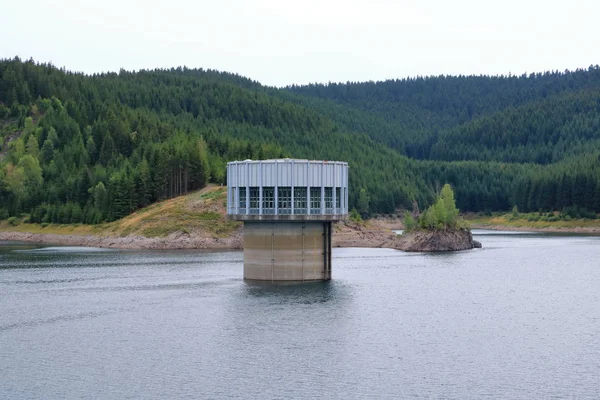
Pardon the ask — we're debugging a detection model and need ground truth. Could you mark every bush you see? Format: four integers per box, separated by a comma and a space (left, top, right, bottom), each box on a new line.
561, 206, 598, 220
349, 208, 363, 223
403, 210, 416, 232
510, 205, 519, 220
7, 216, 20, 226
417, 184, 460, 230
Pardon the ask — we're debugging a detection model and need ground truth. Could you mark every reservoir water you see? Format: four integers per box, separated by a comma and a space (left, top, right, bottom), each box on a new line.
1, 231, 599, 399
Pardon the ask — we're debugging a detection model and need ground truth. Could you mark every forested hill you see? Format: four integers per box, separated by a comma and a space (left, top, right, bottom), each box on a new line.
0, 57, 430, 223
1, 57, 599, 225
285, 68, 600, 163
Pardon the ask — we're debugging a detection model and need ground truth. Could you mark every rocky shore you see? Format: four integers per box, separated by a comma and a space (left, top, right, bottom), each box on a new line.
394, 229, 482, 252
0, 221, 398, 250
0, 230, 244, 250
0, 222, 484, 252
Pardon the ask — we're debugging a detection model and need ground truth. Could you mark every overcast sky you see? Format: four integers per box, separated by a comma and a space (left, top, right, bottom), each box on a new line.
1, 0, 598, 87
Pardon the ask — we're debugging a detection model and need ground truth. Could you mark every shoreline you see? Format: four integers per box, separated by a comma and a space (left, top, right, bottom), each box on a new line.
0, 231, 244, 250
0, 220, 399, 250
1, 220, 599, 250
469, 223, 600, 234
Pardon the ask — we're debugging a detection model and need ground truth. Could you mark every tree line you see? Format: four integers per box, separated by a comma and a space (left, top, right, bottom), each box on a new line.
1, 57, 599, 224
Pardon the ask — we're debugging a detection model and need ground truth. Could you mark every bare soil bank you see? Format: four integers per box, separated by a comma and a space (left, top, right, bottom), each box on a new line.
0, 221, 397, 250
333, 221, 399, 248
0, 230, 243, 250
2, 219, 597, 251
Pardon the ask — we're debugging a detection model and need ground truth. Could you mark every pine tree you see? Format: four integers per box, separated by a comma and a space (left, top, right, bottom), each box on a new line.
40, 139, 54, 164
26, 135, 40, 158
135, 159, 152, 208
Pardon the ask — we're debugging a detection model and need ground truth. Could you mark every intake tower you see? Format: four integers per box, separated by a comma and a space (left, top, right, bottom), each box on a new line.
227, 159, 349, 281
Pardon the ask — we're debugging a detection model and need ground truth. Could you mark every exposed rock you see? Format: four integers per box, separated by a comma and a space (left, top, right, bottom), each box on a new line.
394, 228, 481, 252
0, 222, 483, 252
333, 220, 399, 248
0, 229, 243, 250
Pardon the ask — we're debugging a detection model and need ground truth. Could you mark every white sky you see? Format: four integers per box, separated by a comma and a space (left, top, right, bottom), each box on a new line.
1, 0, 598, 87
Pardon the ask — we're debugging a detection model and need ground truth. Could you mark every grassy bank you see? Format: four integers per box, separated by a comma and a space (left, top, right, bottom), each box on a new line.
4, 193, 600, 243
0, 186, 241, 239
465, 211, 600, 231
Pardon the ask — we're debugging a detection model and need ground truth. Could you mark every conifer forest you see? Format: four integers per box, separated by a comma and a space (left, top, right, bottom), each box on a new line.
1, 57, 600, 223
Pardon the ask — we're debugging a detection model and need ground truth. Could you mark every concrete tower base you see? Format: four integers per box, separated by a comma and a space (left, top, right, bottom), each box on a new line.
243, 221, 332, 281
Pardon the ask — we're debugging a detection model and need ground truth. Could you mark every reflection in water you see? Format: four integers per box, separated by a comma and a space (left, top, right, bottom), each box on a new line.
243, 280, 337, 304
0, 241, 44, 251
14, 246, 115, 253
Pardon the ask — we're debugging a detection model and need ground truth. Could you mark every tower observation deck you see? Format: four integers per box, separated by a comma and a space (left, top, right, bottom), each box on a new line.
227, 159, 349, 281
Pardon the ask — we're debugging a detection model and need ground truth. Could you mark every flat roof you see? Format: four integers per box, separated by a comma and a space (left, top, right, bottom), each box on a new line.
227, 158, 348, 165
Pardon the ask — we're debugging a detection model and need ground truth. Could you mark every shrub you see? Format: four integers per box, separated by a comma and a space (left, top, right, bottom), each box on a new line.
403, 210, 416, 232
561, 206, 598, 220
511, 205, 519, 220
349, 208, 363, 223
7, 216, 20, 226
417, 184, 460, 230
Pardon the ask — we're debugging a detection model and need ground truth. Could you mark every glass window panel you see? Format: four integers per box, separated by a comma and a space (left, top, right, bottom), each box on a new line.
262, 187, 274, 212
239, 187, 246, 209
294, 187, 307, 210
249, 187, 259, 213
310, 187, 321, 214
325, 187, 333, 209
278, 187, 291, 213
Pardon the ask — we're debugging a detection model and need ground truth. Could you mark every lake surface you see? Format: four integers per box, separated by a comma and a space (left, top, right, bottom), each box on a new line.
1, 231, 599, 399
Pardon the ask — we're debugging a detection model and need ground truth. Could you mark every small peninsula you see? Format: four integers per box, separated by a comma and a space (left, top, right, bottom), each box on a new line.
394, 184, 482, 252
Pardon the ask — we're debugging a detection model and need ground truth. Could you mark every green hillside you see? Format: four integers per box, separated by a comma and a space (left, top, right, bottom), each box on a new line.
285, 68, 600, 162
1, 57, 599, 225
0, 185, 241, 239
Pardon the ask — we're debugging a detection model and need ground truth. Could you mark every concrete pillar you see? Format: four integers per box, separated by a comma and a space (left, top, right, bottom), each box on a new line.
243, 221, 332, 282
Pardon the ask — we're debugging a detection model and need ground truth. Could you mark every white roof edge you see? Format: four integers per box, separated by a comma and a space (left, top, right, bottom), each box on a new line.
227, 159, 348, 165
